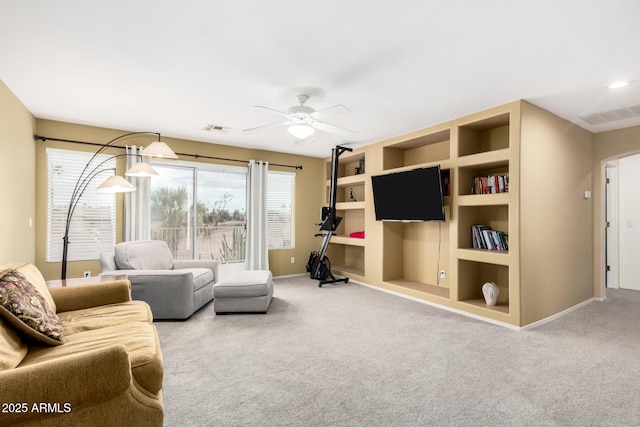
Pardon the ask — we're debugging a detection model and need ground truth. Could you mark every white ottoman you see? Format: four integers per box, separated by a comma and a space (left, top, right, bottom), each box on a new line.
213, 270, 273, 314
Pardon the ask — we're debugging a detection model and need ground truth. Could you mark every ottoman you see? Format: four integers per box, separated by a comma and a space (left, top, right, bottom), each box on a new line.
213, 270, 273, 313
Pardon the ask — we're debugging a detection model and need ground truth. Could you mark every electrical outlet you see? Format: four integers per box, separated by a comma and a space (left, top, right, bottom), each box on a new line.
83, 271, 91, 278
439, 270, 446, 279
291, 257, 296, 264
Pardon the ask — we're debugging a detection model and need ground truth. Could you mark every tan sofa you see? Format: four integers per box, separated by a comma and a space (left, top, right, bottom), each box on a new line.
0, 262, 164, 426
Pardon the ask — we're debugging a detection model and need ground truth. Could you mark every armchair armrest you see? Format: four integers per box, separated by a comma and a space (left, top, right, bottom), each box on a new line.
173, 259, 219, 282
0, 345, 132, 425
50, 279, 132, 313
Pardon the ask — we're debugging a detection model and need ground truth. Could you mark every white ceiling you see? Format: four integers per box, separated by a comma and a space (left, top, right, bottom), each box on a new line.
1, 0, 640, 158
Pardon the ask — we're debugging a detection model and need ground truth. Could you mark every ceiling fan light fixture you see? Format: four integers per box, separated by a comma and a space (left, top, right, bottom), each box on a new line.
288, 124, 315, 139
607, 80, 631, 89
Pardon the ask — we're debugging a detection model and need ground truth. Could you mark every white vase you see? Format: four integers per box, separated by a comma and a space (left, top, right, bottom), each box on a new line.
482, 282, 500, 306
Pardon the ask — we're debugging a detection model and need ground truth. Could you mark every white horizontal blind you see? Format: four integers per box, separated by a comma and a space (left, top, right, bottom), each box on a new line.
46, 148, 117, 262
267, 171, 295, 250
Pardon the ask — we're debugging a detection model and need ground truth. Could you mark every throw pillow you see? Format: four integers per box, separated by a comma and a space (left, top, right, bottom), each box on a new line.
0, 269, 65, 345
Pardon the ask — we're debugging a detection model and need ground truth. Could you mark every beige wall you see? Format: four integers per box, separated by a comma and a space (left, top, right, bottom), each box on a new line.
0, 80, 36, 265
35, 119, 325, 280
519, 102, 594, 324
592, 125, 640, 298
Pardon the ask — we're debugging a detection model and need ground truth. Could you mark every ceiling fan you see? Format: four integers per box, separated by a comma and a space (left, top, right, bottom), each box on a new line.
243, 94, 356, 140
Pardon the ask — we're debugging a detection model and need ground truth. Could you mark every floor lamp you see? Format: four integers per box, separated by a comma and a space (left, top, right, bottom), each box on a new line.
59, 132, 177, 279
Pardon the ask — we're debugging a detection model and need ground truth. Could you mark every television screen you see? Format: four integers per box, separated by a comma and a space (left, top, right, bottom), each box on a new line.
371, 166, 445, 222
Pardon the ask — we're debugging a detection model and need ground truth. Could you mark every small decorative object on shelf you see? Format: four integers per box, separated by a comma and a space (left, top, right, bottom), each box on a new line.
471, 225, 508, 251
472, 174, 509, 194
441, 172, 450, 196
349, 187, 357, 201
482, 282, 500, 306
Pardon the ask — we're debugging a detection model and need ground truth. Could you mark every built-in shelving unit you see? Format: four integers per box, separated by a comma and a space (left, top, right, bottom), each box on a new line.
324, 150, 367, 279
322, 100, 594, 327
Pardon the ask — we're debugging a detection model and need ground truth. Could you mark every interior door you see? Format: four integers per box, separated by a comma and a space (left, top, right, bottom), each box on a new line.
605, 164, 619, 288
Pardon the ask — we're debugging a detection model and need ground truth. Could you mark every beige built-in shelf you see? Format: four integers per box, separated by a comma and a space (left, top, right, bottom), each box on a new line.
324, 150, 367, 277
323, 100, 593, 328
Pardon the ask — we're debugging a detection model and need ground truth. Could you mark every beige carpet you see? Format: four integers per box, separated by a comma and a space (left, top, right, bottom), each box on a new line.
155, 276, 640, 426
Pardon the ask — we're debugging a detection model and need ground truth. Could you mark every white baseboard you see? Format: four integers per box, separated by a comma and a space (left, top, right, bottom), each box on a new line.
519, 298, 597, 330
349, 279, 598, 331
273, 272, 308, 279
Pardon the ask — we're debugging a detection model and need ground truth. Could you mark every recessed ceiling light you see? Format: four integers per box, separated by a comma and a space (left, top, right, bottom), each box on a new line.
607, 80, 631, 89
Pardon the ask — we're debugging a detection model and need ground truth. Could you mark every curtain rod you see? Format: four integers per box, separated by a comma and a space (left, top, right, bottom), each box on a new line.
34, 134, 303, 170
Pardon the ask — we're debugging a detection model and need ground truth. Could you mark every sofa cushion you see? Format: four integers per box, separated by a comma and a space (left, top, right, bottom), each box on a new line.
0, 317, 28, 371
115, 240, 174, 271
0, 269, 65, 346
191, 268, 215, 292
20, 321, 163, 394
57, 300, 153, 335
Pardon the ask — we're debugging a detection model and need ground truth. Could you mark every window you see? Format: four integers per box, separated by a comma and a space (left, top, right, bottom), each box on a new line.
46, 148, 117, 262
148, 160, 295, 260
267, 171, 295, 250
150, 162, 247, 262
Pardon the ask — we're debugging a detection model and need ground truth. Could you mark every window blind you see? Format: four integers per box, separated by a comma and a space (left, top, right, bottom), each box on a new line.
267, 171, 295, 250
46, 148, 117, 262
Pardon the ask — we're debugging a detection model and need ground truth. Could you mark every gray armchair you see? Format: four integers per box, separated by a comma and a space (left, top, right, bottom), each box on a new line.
100, 240, 218, 320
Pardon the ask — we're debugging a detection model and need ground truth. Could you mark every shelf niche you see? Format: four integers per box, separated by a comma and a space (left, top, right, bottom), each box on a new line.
458, 160, 509, 196
383, 129, 450, 171
326, 244, 365, 277
458, 113, 510, 157
382, 220, 450, 299
326, 152, 365, 180
457, 205, 508, 251
458, 259, 509, 314
328, 182, 365, 204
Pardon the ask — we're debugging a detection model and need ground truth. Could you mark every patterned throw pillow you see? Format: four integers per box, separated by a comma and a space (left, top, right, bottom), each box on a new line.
0, 269, 65, 345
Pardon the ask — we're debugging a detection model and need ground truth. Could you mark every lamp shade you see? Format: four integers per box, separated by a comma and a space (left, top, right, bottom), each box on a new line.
142, 141, 178, 159
125, 162, 160, 177
288, 124, 315, 139
96, 175, 137, 193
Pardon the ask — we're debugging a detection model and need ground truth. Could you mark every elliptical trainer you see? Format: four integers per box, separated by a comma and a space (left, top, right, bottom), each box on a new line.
306, 145, 352, 287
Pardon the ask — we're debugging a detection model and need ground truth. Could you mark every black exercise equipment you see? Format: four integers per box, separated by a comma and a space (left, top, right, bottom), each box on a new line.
306, 145, 352, 287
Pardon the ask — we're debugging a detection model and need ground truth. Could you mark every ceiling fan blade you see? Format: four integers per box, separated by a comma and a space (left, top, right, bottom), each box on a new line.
242, 121, 292, 133
254, 105, 292, 119
312, 121, 357, 136
312, 104, 351, 120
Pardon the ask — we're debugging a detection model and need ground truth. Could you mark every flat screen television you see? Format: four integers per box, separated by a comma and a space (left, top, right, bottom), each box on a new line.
371, 166, 445, 222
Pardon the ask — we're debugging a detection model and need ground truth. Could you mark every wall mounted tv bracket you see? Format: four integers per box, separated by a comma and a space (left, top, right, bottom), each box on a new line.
307, 145, 352, 287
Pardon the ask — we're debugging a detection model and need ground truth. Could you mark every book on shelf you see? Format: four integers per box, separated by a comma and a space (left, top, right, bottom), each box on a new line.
471, 225, 508, 251
471, 174, 509, 194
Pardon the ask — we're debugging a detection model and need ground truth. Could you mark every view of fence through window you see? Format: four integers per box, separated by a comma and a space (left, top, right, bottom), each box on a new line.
150, 164, 247, 263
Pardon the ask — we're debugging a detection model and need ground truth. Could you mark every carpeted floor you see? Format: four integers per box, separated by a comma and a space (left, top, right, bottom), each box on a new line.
154, 276, 640, 426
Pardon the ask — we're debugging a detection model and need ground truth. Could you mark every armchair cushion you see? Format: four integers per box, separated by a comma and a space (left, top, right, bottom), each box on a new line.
20, 321, 163, 394
57, 300, 153, 335
0, 269, 65, 346
115, 240, 174, 270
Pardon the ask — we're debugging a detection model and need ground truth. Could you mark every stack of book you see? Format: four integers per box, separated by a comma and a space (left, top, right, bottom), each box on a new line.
471, 174, 508, 194
471, 225, 508, 251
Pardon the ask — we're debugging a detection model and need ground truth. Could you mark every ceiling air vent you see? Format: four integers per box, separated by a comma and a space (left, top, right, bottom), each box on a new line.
580, 104, 640, 125
203, 124, 229, 133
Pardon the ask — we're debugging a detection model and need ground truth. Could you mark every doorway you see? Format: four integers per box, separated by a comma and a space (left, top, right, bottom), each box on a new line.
606, 153, 640, 291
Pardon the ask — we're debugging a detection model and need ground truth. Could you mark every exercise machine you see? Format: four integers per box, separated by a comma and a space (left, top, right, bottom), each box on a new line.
306, 145, 352, 287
